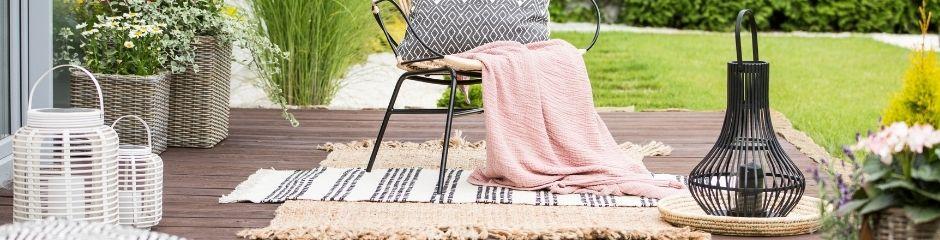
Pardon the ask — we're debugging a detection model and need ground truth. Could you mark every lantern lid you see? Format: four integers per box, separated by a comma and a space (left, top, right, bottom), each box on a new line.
27, 108, 104, 128
118, 144, 152, 156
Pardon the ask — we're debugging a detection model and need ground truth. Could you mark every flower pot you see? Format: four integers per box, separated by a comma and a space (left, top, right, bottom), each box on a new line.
69, 71, 171, 154
167, 36, 232, 148
869, 208, 940, 240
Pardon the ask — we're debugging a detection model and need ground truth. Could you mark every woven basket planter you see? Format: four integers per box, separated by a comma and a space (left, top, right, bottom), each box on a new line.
868, 208, 940, 240
70, 71, 170, 154
168, 36, 232, 148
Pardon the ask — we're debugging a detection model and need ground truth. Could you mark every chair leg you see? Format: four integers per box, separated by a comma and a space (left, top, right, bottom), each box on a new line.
366, 75, 409, 172
436, 69, 459, 194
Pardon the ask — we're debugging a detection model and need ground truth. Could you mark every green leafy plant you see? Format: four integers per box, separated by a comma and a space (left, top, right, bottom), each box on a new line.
247, 0, 373, 106
437, 85, 483, 109
814, 156, 863, 240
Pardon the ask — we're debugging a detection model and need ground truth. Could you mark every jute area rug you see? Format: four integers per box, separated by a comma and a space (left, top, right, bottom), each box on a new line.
236, 136, 710, 240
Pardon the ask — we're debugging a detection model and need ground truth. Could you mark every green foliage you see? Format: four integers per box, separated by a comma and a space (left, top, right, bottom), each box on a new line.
548, 0, 940, 34
248, 0, 373, 106
437, 85, 483, 109
815, 158, 863, 240
883, 50, 940, 126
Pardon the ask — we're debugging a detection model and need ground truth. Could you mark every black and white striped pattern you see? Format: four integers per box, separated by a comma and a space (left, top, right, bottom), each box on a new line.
0, 219, 185, 240
221, 167, 687, 207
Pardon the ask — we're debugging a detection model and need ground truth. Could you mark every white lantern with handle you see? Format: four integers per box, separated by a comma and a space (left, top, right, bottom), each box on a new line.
111, 115, 164, 229
12, 65, 120, 223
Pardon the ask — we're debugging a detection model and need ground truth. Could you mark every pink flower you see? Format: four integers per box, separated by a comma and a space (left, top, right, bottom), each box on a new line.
907, 124, 934, 153
884, 122, 909, 153
927, 130, 940, 149
866, 133, 893, 164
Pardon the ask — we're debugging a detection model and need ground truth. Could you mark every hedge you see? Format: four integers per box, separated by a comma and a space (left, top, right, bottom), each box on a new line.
550, 0, 939, 34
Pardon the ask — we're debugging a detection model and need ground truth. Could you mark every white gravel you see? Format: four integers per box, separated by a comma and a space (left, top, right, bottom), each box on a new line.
328, 53, 446, 110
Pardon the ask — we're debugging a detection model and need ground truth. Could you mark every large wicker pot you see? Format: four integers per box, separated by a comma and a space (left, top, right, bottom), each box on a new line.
70, 71, 171, 154
867, 208, 940, 240
167, 36, 232, 148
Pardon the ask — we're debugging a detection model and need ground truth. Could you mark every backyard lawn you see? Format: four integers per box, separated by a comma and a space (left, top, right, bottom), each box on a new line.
553, 31, 911, 155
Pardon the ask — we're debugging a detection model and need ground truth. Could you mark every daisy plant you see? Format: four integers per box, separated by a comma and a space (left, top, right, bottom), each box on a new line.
59, 12, 166, 75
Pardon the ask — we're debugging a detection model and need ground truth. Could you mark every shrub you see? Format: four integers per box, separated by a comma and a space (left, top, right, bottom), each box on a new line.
248, 0, 372, 106
549, 0, 940, 34
882, 50, 940, 127
437, 85, 483, 109
883, 4, 940, 126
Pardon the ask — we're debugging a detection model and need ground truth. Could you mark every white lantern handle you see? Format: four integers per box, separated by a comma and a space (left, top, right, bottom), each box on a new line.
27, 65, 105, 115
111, 115, 154, 149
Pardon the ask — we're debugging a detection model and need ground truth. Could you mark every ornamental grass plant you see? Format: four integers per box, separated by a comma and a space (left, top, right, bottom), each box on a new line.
246, 0, 373, 106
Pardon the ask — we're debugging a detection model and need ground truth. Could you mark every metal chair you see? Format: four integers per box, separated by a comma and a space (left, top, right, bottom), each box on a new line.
367, 0, 602, 194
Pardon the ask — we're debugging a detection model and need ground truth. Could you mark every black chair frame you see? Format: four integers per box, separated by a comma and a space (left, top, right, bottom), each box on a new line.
367, 0, 602, 194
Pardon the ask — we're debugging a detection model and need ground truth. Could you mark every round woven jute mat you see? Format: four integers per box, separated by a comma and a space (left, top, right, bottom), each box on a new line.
657, 195, 821, 236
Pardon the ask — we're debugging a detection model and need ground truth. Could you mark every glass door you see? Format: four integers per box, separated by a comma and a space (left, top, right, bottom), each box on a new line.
1, 0, 12, 160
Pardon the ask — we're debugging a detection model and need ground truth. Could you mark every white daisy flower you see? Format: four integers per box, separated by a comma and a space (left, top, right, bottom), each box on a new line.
123, 41, 135, 49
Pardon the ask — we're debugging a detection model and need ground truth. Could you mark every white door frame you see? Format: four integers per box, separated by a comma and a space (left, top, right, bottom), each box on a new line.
0, 0, 53, 188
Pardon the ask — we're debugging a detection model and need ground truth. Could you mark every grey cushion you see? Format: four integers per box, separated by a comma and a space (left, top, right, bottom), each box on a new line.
396, 0, 550, 61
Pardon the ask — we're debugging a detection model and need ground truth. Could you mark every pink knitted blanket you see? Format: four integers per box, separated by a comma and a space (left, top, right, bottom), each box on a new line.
456, 40, 687, 199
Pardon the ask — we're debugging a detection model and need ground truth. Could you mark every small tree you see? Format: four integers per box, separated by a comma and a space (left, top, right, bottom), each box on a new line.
883, 0, 940, 126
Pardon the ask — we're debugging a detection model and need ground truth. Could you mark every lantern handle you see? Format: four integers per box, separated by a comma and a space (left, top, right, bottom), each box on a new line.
27, 65, 104, 115
734, 9, 759, 63
111, 115, 154, 150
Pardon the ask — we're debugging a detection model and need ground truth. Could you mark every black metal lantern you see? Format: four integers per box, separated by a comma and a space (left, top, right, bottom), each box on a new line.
688, 9, 805, 218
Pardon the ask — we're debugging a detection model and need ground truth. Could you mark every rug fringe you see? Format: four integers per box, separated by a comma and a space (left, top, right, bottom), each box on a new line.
620, 141, 673, 157
318, 130, 485, 152
319, 132, 672, 158
220, 168, 286, 203
236, 225, 710, 240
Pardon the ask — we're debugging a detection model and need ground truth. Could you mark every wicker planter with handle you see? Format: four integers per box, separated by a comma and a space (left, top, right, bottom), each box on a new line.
864, 208, 940, 240
70, 71, 171, 154
168, 36, 232, 148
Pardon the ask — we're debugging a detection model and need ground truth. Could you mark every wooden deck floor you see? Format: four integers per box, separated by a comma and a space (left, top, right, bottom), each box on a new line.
1, 109, 821, 239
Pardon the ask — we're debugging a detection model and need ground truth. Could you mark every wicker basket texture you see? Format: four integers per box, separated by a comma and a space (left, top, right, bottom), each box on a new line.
658, 195, 821, 236
70, 71, 170, 154
871, 208, 940, 240
167, 36, 232, 148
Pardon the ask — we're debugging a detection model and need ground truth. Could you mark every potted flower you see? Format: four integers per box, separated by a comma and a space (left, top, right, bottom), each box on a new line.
818, 123, 940, 239
61, 13, 172, 153
59, 0, 292, 150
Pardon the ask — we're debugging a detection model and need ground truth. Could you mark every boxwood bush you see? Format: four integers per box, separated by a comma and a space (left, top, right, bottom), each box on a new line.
550, 0, 938, 34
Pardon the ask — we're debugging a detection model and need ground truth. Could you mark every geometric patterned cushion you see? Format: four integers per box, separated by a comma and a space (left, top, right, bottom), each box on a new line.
396, 0, 550, 61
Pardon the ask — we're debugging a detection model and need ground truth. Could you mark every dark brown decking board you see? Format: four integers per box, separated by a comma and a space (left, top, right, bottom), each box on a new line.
0, 109, 822, 240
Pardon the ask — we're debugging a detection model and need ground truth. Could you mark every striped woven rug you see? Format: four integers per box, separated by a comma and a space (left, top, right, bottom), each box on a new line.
220, 166, 686, 207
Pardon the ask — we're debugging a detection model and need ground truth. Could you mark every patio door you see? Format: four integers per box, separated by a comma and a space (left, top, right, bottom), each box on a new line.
0, 0, 15, 187
0, 0, 54, 188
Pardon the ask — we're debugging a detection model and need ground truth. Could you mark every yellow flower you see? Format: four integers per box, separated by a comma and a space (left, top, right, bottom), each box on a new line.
128, 30, 145, 39
123, 41, 135, 49
222, 6, 238, 17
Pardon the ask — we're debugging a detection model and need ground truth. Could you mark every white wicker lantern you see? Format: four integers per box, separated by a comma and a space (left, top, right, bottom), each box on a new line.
12, 65, 120, 223
111, 115, 164, 228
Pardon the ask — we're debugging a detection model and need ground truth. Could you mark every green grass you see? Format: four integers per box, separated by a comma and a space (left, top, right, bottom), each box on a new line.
547, 32, 911, 155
